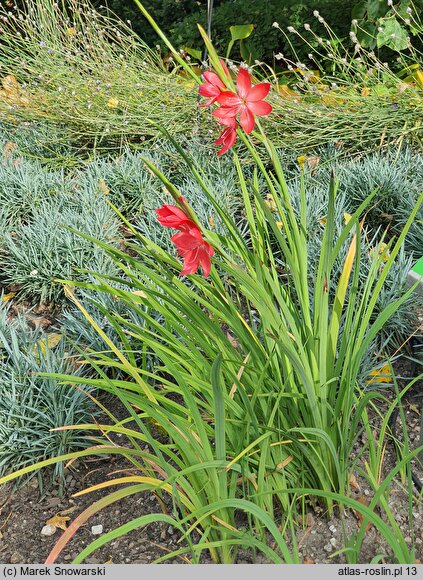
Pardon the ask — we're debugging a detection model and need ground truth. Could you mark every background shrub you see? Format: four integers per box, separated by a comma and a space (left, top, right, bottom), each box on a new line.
102, 0, 360, 63
101, 0, 422, 68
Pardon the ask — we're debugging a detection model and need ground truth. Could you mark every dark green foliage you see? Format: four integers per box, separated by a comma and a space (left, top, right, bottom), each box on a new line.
102, 0, 359, 64
352, 0, 423, 53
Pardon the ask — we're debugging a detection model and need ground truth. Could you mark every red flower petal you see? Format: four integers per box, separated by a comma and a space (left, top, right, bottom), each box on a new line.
218, 115, 237, 128
212, 106, 239, 120
216, 91, 241, 107
203, 70, 224, 87
239, 106, 255, 134
246, 82, 271, 102
236, 67, 251, 99
214, 126, 237, 156
247, 100, 272, 116
180, 249, 199, 275
156, 205, 191, 229
171, 227, 202, 250
198, 247, 212, 277
199, 84, 220, 98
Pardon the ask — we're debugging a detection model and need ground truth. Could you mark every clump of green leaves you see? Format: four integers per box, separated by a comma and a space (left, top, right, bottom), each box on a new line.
1, 196, 120, 303
285, 169, 422, 352
0, 304, 95, 483
351, 0, 422, 53
60, 286, 162, 374
338, 148, 423, 258
0, 121, 72, 162
0, 24, 421, 563
0, 156, 69, 225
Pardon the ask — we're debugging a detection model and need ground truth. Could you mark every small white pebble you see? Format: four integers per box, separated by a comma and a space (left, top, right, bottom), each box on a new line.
91, 524, 103, 535
41, 524, 57, 537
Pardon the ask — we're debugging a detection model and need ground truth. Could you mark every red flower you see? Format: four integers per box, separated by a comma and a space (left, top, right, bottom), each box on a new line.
213, 67, 272, 134
171, 224, 214, 277
214, 116, 237, 156
156, 203, 214, 276
155, 203, 191, 230
199, 71, 226, 107
198, 59, 230, 106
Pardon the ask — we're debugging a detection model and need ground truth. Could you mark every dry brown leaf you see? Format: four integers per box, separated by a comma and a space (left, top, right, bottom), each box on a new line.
98, 178, 110, 195
32, 333, 62, 359
58, 506, 77, 516
121, 225, 134, 238
303, 557, 315, 564
307, 156, 320, 175
43, 497, 61, 509
276, 456, 293, 470
2, 141, 17, 160
132, 290, 147, 298
31, 317, 52, 330
226, 332, 241, 350
349, 473, 361, 492
46, 514, 70, 531
2, 75, 19, 92
352, 496, 373, 533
